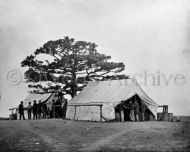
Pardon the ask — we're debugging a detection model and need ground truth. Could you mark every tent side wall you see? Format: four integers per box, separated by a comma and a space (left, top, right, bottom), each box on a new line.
67, 105, 101, 121
66, 102, 117, 121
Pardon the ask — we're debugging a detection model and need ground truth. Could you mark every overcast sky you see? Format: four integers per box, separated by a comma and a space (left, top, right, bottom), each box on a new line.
0, 0, 190, 117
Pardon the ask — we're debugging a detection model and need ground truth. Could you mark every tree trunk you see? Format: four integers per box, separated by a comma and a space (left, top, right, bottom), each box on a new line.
71, 71, 77, 98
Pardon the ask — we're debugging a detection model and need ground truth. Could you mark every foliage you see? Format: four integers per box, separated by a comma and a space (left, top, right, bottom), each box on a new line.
21, 36, 126, 97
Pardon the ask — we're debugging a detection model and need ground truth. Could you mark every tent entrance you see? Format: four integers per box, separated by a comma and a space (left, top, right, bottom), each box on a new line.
114, 94, 155, 122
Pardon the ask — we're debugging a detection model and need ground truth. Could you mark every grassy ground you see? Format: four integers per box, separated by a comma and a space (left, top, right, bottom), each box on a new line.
0, 119, 189, 152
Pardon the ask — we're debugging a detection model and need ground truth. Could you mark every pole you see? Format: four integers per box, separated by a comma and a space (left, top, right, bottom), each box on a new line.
100, 105, 102, 122
74, 105, 77, 120
62, 104, 64, 119
53, 104, 55, 118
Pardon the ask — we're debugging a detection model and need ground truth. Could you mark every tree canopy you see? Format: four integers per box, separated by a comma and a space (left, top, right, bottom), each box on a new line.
21, 36, 126, 97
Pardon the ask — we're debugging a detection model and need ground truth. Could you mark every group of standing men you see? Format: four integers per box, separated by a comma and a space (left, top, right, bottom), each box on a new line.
125, 100, 146, 121
18, 100, 48, 120
18, 87, 65, 120
116, 99, 146, 122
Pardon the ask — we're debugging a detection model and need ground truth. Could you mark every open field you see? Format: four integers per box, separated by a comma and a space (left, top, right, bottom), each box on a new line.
0, 119, 189, 152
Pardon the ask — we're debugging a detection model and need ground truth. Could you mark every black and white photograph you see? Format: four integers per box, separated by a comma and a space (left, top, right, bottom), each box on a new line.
0, 0, 190, 151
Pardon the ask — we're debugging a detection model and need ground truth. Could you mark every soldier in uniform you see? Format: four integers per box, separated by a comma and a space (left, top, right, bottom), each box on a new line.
129, 100, 135, 121
27, 102, 32, 119
134, 100, 140, 121
141, 101, 146, 121
19, 101, 25, 120
32, 100, 38, 119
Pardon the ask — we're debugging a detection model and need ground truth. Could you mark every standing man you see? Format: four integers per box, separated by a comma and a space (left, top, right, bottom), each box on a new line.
141, 101, 146, 121
19, 101, 25, 120
57, 87, 63, 100
134, 100, 140, 121
129, 100, 135, 121
47, 107, 51, 118
52, 99, 55, 118
120, 101, 124, 122
37, 101, 42, 119
32, 100, 38, 119
123, 101, 130, 121
62, 99, 68, 119
43, 103, 47, 119
27, 102, 32, 119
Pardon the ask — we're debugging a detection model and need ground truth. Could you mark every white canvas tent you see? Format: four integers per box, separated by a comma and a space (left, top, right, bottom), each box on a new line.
66, 79, 159, 121
23, 93, 53, 108
22, 92, 64, 110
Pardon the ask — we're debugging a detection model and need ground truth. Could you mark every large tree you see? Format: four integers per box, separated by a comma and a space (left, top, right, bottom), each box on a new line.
21, 36, 126, 97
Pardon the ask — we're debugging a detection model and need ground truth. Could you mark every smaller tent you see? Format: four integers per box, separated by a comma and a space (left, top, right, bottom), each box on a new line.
22, 92, 68, 110
22, 92, 66, 118
66, 79, 159, 121
23, 92, 54, 109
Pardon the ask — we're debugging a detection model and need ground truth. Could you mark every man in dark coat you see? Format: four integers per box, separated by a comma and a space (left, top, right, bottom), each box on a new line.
32, 100, 38, 119
19, 101, 25, 120
37, 101, 42, 119
62, 99, 68, 119
57, 87, 63, 100
42, 103, 47, 119
134, 100, 140, 121
51, 99, 56, 118
123, 101, 130, 121
141, 101, 146, 121
129, 100, 135, 121
27, 102, 32, 119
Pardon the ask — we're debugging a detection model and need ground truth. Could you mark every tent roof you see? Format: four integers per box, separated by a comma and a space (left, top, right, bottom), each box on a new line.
69, 79, 158, 105
23, 93, 52, 106
23, 92, 66, 109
